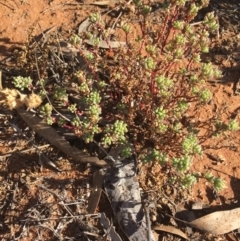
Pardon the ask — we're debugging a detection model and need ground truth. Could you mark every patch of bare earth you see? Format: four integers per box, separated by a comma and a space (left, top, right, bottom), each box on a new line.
0, 0, 240, 240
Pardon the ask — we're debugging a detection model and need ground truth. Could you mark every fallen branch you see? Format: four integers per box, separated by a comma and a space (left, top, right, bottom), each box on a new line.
0, 144, 50, 158
17, 107, 106, 167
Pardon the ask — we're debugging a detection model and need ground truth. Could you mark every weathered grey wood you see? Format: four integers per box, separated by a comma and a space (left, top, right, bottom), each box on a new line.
104, 149, 156, 241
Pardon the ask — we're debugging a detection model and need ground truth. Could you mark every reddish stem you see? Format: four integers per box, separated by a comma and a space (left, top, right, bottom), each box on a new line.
63, 124, 74, 130
157, 13, 169, 45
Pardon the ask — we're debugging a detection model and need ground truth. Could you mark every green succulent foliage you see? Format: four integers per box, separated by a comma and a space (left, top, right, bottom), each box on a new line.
85, 52, 95, 61
82, 123, 99, 143
57, 118, 67, 127
172, 155, 191, 172
133, 0, 142, 7
213, 119, 239, 136
88, 104, 101, 119
120, 146, 133, 158
79, 82, 89, 93
203, 12, 219, 32
46, 117, 54, 125
70, 34, 81, 46
23, 0, 239, 192
72, 117, 81, 127
227, 120, 239, 131
205, 172, 226, 191
113, 120, 128, 139
176, 0, 187, 7
103, 120, 128, 146
200, 63, 216, 78
173, 20, 185, 30
177, 99, 188, 113
142, 5, 152, 15
89, 13, 101, 23
86, 91, 101, 104
154, 106, 167, 120
68, 104, 77, 113
171, 122, 182, 133
213, 177, 226, 192
188, 3, 199, 18
13, 76, 32, 90
145, 45, 156, 55
144, 57, 156, 70
205, 172, 214, 182
181, 174, 197, 189
54, 87, 68, 102
182, 134, 202, 155
40, 103, 52, 117
199, 89, 212, 102
155, 75, 173, 93
143, 149, 168, 165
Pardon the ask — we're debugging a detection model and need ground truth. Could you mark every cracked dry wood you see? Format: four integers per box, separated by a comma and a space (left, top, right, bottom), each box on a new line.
17, 108, 106, 167
104, 148, 156, 241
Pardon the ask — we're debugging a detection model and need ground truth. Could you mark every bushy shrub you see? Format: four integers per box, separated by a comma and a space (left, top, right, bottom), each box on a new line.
12, 0, 237, 191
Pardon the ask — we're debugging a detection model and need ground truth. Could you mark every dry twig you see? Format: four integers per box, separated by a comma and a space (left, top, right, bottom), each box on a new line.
0, 144, 50, 158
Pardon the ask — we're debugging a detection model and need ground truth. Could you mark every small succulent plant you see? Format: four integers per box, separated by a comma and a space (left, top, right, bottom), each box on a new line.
10, 0, 238, 191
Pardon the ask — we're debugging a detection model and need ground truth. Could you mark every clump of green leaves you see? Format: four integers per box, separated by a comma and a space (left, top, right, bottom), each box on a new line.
120, 145, 133, 158
143, 149, 168, 165
39, 103, 53, 125
103, 120, 128, 146
205, 172, 226, 191
213, 119, 239, 136
13, 76, 32, 90
19, 0, 239, 191
182, 135, 202, 155
181, 174, 197, 189
227, 120, 239, 131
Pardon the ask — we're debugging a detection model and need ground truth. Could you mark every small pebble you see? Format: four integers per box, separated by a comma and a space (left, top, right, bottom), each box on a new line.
151, 214, 157, 222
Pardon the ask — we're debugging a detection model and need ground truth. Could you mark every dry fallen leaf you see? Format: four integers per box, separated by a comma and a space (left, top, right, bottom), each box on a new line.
91, 1, 112, 6
190, 207, 240, 235
153, 224, 189, 240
